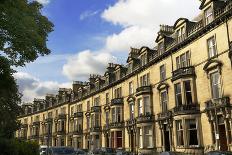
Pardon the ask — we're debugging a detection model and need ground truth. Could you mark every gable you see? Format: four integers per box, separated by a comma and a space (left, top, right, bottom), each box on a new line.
199, 0, 213, 9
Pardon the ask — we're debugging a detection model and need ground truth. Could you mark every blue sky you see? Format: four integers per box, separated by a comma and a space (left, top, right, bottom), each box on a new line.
15, 0, 201, 102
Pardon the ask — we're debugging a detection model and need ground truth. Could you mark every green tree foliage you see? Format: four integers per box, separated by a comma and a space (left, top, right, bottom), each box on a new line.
0, 0, 54, 138
0, 56, 21, 138
0, 0, 54, 66
0, 138, 39, 155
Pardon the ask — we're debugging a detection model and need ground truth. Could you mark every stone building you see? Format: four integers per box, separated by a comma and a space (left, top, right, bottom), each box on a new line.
16, 0, 232, 154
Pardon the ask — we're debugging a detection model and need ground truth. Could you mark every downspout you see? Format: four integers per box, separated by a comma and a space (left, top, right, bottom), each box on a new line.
226, 18, 232, 67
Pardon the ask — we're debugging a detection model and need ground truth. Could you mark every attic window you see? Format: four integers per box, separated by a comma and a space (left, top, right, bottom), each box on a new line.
140, 53, 147, 66
205, 6, 213, 25
158, 42, 165, 55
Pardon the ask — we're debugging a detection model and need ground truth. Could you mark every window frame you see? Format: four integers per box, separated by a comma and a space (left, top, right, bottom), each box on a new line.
205, 6, 214, 25
160, 64, 166, 81
207, 36, 217, 58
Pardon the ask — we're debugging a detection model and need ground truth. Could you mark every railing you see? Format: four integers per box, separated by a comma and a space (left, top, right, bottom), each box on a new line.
74, 112, 83, 118
188, 20, 203, 36
136, 85, 152, 96
72, 130, 82, 135
32, 121, 40, 126
57, 129, 66, 135
205, 97, 230, 109
91, 106, 101, 113
126, 119, 136, 126
157, 111, 172, 120
173, 104, 200, 115
109, 121, 124, 129
214, 1, 232, 19
45, 118, 53, 122
90, 126, 101, 133
136, 114, 154, 123
172, 66, 195, 81
21, 123, 28, 128
58, 113, 66, 119
111, 98, 124, 106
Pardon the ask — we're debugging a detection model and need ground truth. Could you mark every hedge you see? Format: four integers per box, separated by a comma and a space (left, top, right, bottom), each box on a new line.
0, 138, 39, 155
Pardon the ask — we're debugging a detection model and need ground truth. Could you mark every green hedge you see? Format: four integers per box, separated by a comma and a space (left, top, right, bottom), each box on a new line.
0, 138, 39, 155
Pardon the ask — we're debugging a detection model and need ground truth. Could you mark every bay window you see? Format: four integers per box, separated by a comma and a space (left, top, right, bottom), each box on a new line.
140, 73, 150, 87
176, 120, 184, 146
111, 107, 122, 123
138, 126, 153, 148
184, 81, 193, 105
175, 83, 182, 106
138, 96, 151, 116
176, 51, 191, 69
186, 119, 198, 146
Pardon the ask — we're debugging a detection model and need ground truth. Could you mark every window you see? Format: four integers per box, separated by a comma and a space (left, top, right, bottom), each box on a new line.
129, 81, 134, 95
106, 93, 110, 104
138, 98, 143, 116
175, 83, 182, 106
205, 6, 213, 25
116, 131, 123, 148
139, 128, 143, 148
71, 107, 74, 116
95, 114, 100, 127
129, 103, 135, 119
144, 96, 151, 115
160, 91, 168, 112
115, 70, 121, 80
144, 126, 153, 148
87, 117, 90, 129
210, 72, 221, 99
94, 97, 100, 106
176, 51, 191, 69
160, 65, 166, 81
177, 26, 185, 37
140, 73, 150, 87
140, 53, 147, 66
112, 107, 122, 123
106, 111, 109, 125
176, 120, 184, 146
184, 81, 193, 105
186, 119, 198, 146
87, 101, 90, 111
158, 42, 165, 54
114, 87, 122, 98
207, 36, 217, 58
128, 62, 133, 73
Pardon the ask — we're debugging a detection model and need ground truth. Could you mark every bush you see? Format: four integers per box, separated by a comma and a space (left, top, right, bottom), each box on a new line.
0, 138, 39, 155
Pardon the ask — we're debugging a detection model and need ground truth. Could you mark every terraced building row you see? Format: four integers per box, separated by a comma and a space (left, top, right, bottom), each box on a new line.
16, 0, 232, 154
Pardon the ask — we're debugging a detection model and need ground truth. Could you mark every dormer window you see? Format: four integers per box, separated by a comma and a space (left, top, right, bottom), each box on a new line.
177, 27, 185, 37
95, 81, 100, 90
205, 6, 213, 25
128, 62, 133, 74
115, 70, 120, 80
140, 53, 147, 66
158, 42, 165, 55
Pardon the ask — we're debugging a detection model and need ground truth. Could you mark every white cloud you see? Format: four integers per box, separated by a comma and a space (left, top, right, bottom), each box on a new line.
14, 72, 71, 102
105, 26, 155, 52
101, 0, 201, 51
80, 10, 99, 20
61, 0, 201, 81
35, 0, 51, 5
62, 50, 116, 81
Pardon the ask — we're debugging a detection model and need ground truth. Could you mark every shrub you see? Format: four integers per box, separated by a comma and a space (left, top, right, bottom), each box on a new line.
0, 138, 39, 155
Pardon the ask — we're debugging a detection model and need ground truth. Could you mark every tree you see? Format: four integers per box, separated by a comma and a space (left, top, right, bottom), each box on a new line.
0, 0, 54, 66
0, 56, 21, 138
0, 0, 54, 138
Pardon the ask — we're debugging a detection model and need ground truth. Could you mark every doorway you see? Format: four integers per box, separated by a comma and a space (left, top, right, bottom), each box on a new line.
164, 125, 170, 151
219, 124, 228, 151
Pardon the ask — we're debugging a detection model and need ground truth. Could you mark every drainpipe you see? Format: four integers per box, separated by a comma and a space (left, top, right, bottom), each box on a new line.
225, 18, 232, 67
